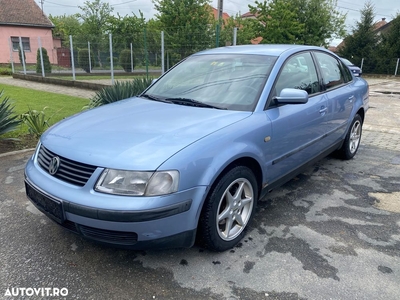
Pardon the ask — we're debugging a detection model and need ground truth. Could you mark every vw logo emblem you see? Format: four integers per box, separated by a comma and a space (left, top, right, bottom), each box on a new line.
48, 156, 60, 175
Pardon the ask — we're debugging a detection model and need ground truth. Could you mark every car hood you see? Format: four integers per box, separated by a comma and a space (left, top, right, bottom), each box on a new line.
41, 97, 251, 170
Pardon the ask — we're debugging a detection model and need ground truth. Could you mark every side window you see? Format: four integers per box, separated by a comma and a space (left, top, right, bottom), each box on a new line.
314, 52, 344, 89
341, 61, 353, 83
274, 52, 320, 98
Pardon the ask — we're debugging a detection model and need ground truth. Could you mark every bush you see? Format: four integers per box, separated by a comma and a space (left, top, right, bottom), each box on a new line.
106, 56, 118, 68
18, 48, 26, 65
0, 90, 21, 138
78, 49, 95, 73
36, 47, 52, 74
87, 77, 153, 108
0, 67, 12, 75
119, 49, 135, 72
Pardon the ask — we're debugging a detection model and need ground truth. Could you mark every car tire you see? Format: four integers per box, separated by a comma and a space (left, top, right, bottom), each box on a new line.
198, 166, 258, 252
338, 114, 363, 160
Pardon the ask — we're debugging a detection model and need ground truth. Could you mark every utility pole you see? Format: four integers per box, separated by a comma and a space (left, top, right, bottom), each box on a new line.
216, 0, 223, 47
217, 0, 223, 21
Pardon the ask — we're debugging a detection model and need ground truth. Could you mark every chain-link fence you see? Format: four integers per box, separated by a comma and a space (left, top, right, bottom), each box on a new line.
354, 57, 400, 76
8, 26, 241, 81
7, 28, 400, 81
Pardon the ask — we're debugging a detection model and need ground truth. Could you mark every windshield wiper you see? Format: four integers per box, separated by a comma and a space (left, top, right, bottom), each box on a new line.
141, 94, 172, 104
165, 97, 226, 110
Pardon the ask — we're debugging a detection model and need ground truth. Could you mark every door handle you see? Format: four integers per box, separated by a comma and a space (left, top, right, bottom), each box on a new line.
319, 106, 328, 115
348, 96, 354, 102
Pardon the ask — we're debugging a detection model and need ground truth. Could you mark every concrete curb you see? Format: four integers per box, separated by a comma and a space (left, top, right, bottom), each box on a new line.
13, 73, 108, 91
0, 148, 35, 158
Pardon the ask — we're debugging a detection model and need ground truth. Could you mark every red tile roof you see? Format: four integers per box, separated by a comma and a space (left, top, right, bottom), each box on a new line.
211, 7, 230, 21
0, 0, 53, 27
374, 18, 387, 30
241, 11, 260, 18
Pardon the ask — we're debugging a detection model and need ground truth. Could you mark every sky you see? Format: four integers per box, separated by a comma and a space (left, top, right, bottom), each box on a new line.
41, 0, 400, 45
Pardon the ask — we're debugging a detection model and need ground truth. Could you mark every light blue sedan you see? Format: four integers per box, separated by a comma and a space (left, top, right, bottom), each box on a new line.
25, 45, 369, 251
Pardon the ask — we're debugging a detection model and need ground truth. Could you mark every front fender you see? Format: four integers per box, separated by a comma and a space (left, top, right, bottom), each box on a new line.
159, 113, 271, 206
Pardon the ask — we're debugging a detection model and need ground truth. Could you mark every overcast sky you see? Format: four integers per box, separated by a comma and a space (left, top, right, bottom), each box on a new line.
41, 0, 400, 45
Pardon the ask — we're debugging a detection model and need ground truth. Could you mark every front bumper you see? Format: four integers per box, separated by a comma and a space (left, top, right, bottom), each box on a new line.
25, 155, 207, 250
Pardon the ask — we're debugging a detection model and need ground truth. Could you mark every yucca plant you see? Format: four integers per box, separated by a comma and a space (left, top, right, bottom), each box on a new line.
0, 90, 21, 138
20, 107, 53, 139
87, 77, 153, 109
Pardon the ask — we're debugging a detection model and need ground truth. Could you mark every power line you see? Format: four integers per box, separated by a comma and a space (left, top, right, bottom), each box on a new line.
45, 0, 78, 8
45, 0, 138, 9
337, 5, 393, 19
111, 0, 138, 7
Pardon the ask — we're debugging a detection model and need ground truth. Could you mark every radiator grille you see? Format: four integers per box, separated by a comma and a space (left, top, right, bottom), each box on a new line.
37, 145, 97, 187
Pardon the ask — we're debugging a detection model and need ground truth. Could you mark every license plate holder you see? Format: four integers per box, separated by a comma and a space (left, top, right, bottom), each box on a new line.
25, 181, 65, 224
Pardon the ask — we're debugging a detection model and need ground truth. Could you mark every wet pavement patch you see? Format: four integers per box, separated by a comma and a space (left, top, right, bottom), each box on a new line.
378, 265, 393, 274
262, 236, 340, 281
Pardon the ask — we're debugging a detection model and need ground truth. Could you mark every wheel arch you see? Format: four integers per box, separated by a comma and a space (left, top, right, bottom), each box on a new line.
195, 156, 263, 250
198, 156, 263, 223
357, 107, 365, 123
209, 156, 262, 200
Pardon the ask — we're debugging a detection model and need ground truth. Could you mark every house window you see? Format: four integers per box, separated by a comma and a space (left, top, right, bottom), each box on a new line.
11, 37, 31, 52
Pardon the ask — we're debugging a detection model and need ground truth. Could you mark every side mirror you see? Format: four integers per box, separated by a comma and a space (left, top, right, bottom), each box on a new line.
274, 88, 308, 104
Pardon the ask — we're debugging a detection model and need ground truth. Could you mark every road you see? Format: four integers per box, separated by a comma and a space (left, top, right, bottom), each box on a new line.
0, 78, 399, 300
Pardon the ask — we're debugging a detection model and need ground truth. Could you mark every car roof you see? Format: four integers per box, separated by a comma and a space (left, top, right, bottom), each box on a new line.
193, 44, 328, 57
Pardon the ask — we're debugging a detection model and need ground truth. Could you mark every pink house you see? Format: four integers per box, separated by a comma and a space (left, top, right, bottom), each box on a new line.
0, 0, 59, 65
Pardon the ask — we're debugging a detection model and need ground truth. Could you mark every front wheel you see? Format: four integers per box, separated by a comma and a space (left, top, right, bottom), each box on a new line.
338, 114, 363, 160
198, 166, 258, 252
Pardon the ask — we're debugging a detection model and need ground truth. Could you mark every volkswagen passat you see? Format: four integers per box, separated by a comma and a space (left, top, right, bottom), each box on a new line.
25, 45, 369, 251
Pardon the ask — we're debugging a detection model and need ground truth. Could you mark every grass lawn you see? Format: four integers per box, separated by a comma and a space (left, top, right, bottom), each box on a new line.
0, 83, 89, 144
54, 75, 140, 81
52, 73, 158, 81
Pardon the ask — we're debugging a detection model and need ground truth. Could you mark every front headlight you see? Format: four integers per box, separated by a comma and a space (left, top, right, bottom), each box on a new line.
95, 169, 179, 196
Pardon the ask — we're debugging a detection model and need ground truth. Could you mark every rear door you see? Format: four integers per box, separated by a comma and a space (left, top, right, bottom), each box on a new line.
313, 51, 355, 145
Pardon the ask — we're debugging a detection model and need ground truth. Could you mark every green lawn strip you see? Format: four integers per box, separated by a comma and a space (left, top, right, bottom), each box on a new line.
53, 75, 139, 81
52, 74, 157, 81
0, 83, 89, 138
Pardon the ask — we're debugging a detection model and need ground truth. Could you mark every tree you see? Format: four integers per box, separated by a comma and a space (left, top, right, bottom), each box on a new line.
294, 0, 346, 46
250, 0, 304, 44
36, 48, 52, 74
107, 12, 150, 67
338, 2, 379, 73
107, 12, 147, 51
153, 0, 214, 64
146, 19, 163, 67
374, 14, 400, 74
77, 0, 114, 67
218, 14, 258, 46
248, 0, 346, 46
49, 14, 82, 47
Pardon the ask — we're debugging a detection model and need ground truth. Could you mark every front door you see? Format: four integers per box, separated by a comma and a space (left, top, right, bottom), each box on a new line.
263, 52, 329, 184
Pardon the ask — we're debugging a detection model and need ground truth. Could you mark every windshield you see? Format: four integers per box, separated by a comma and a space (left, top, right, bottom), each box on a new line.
144, 54, 277, 111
